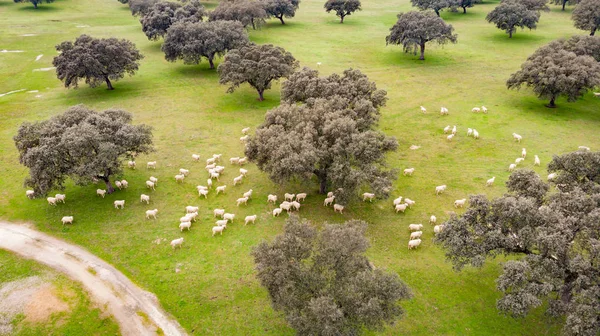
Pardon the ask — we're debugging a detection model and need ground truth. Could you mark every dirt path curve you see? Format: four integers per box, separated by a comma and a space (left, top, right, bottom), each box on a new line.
0, 222, 187, 336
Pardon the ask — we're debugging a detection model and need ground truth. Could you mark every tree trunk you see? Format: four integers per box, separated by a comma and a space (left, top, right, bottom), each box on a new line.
33, 2, 38, 9
104, 76, 114, 90
340, 15, 345, 23
562, 0, 566, 10
99, 176, 115, 194
277, 15, 285, 25
462, 6, 467, 13
319, 175, 328, 194
591, 27, 596, 36
251, 19, 256, 30
257, 89, 264, 101
509, 30, 513, 38
547, 96, 557, 108
208, 57, 215, 69
434, 9, 440, 16
419, 43, 425, 60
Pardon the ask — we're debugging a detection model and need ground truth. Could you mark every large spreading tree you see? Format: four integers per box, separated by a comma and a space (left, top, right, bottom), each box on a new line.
324, 0, 362, 23
128, 0, 159, 16
386, 11, 457, 60
13, 0, 54, 9
253, 216, 412, 335
572, 0, 600, 36
53, 35, 144, 90
14, 105, 154, 196
410, 0, 452, 16
162, 20, 249, 69
260, 0, 300, 24
209, 0, 268, 30
140, 0, 206, 40
436, 151, 600, 336
507, 36, 600, 107
486, 2, 540, 38
246, 68, 398, 203
218, 44, 298, 101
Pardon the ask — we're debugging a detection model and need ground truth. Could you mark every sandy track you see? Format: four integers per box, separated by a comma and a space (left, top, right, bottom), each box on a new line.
0, 222, 187, 336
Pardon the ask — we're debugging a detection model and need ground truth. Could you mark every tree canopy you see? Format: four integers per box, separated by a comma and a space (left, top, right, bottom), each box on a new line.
252, 216, 412, 335
385, 11, 457, 60
246, 68, 397, 203
53, 34, 144, 90
162, 20, 249, 69
218, 44, 299, 100
572, 0, 600, 36
503, 0, 550, 12
14, 105, 154, 196
549, 0, 579, 11
436, 151, 600, 336
260, 0, 300, 24
507, 36, 600, 107
324, 0, 362, 23
13, 0, 54, 9
140, 0, 206, 40
209, 0, 268, 29
128, 0, 159, 16
410, 0, 452, 16
486, 2, 540, 38
451, 0, 480, 14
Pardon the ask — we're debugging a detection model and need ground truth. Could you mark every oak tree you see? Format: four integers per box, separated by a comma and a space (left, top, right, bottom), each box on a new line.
128, 0, 159, 16
218, 44, 299, 100
209, 0, 268, 29
486, 2, 540, 38
436, 151, 600, 336
140, 0, 206, 40
324, 0, 362, 23
162, 20, 249, 69
261, 0, 300, 24
550, 0, 579, 11
53, 35, 144, 90
253, 216, 412, 335
386, 11, 457, 60
410, 0, 452, 16
14, 105, 154, 196
572, 0, 600, 36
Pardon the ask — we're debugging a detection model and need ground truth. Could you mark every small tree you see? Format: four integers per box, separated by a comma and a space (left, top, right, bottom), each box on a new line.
324, 0, 362, 23
507, 37, 600, 107
451, 0, 479, 14
140, 0, 206, 40
386, 11, 457, 60
14, 105, 154, 196
162, 20, 249, 69
572, 0, 600, 36
53, 35, 144, 90
210, 0, 268, 29
13, 0, 54, 9
410, 0, 452, 16
260, 0, 300, 24
128, 0, 159, 16
550, 0, 579, 11
486, 2, 539, 38
218, 44, 298, 101
436, 151, 600, 336
253, 216, 412, 335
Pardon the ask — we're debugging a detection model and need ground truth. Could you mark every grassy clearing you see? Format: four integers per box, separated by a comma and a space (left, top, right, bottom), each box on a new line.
0, 0, 598, 334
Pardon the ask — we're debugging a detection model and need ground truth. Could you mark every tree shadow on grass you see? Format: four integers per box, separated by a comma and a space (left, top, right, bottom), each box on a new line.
486, 31, 546, 44
17, 5, 61, 12
173, 64, 220, 79
263, 20, 306, 30
507, 94, 600, 122
60, 83, 142, 105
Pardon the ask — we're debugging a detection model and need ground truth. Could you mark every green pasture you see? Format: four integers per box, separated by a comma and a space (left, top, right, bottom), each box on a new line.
0, 0, 598, 334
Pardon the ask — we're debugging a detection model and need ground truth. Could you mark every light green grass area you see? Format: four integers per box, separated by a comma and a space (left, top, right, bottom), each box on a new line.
0, 249, 120, 335
1, 0, 598, 334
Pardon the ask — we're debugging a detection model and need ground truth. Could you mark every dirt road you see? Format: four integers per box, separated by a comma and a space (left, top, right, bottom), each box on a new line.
0, 222, 187, 336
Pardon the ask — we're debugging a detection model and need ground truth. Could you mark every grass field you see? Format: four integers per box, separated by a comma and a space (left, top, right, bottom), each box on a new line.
1, 0, 599, 334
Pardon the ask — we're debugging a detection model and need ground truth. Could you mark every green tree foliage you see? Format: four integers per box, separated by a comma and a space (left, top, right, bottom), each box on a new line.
252, 216, 412, 335
385, 11, 457, 60
410, 0, 451, 16
436, 151, 600, 336
260, 0, 300, 24
572, 0, 600, 36
14, 105, 154, 196
324, 0, 362, 23
218, 44, 298, 100
162, 20, 249, 69
549, 0, 579, 11
502, 0, 550, 12
128, 0, 159, 16
246, 68, 397, 202
486, 2, 540, 38
209, 0, 268, 29
53, 35, 144, 90
13, 0, 54, 9
140, 0, 206, 40
507, 36, 600, 107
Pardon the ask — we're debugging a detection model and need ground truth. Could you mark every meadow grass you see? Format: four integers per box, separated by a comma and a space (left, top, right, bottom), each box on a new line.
0, 0, 599, 334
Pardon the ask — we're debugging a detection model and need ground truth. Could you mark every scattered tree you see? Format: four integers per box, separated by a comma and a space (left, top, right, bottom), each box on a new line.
253, 216, 412, 335
572, 0, 600, 36
436, 151, 600, 336
246, 68, 398, 202
451, 0, 479, 14
507, 36, 600, 107
14, 105, 154, 196
210, 0, 268, 29
53, 35, 144, 90
13, 0, 54, 9
260, 0, 300, 24
486, 2, 540, 38
410, 0, 452, 16
218, 44, 298, 101
162, 20, 249, 69
128, 0, 159, 16
140, 2, 183, 41
503, 0, 550, 12
324, 0, 362, 23
549, 0, 579, 11
385, 11, 457, 60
